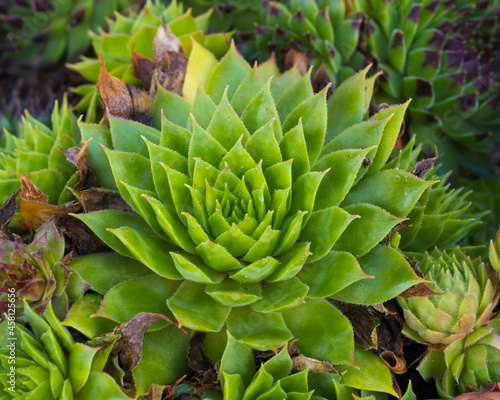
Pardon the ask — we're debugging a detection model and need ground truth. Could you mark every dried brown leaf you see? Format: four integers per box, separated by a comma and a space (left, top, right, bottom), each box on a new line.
412, 146, 439, 178
153, 23, 183, 67
98, 55, 134, 119
16, 172, 48, 203
292, 354, 340, 375
284, 49, 308, 76
379, 350, 407, 374
57, 215, 109, 256
132, 45, 156, 89
187, 332, 218, 387
0, 189, 20, 240
161, 52, 188, 96
113, 313, 183, 373
60, 139, 97, 192
312, 62, 334, 99
399, 258, 440, 299
14, 173, 80, 230
70, 188, 134, 213
130, 86, 155, 125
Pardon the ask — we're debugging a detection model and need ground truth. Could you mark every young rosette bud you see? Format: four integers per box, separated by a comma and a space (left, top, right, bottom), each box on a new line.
398, 248, 498, 346
418, 322, 500, 398
76, 40, 430, 395
0, 220, 76, 321
0, 301, 127, 399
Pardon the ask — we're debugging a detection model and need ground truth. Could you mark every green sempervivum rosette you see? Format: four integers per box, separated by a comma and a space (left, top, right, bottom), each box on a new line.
398, 248, 499, 346
249, 0, 363, 85
74, 41, 431, 395
69, 0, 231, 121
0, 0, 133, 66
354, 0, 500, 174
0, 301, 127, 399
0, 220, 86, 322
418, 323, 500, 398
220, 333, 356, 400
384, 137, 483, 255
0, 97, 80, 206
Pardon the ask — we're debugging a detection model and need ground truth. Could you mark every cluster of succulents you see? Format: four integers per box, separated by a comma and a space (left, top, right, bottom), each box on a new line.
0, 97, 79, 206
0, 0, 134, 66
68, 0, 231, 122
354, 0, 500, 174
0, 0, 499, 399
0, 301, 127, 399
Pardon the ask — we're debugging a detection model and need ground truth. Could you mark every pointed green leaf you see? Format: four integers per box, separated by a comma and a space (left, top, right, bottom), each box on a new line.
283, 299, 355, 366
168, 280, 231, 332
331, 245, 424, 305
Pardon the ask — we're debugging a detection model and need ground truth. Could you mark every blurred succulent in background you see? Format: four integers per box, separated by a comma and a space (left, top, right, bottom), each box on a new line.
183, 0, 262, 32
354, 0, 500, 175
0, 219, 87, 322
385, 136, 483, 256
0, 97, 80, 207
246, 0, 364, 86
0, 0, 134, 66
69, 0, 231, 122
70, 33, 439, 396
398, 248, 498, 346
459, 175, 500, 254
0, 301, 127, 399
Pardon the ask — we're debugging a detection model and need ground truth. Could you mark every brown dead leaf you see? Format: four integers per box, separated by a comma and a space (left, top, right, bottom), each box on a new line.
153, 23, 183, 67
130, 86, 155, 125
16, 173, 48, 203
70, 188, 134, 213
284, 49, 308, 76
292, 354, 337, 374
312, 62, 334, 99
187, 332, 218, 388
113, 313, 184, 373
0, 189, 20, 240
162, 375, 187, 400
98, 55, 134, 120
14, 173, 80, 230
380, 223, 410, 246
57, 215, 110, 256
132, 45, 156, 89
161, 52, 188, 96
380, 350, 407, 374
59, 139, 97, 192
412, 146, 439, 178
399, 258, 440, 299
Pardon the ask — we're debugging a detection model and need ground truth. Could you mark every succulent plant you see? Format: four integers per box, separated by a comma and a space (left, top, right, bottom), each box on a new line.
183, 0, 262, 32
354, 0, 500, 174
246, 0, 363, 85
398, 248, 498, 346
418, 323, 500, 398
69, 0, 231, 122
0, 219, 87, 322
0, 97, 80, 206
385, 136, 483, 256
0, 300, 128, 399
0, 0, 133, 66
219, 333, 355, 400
72, 37, 434, 396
